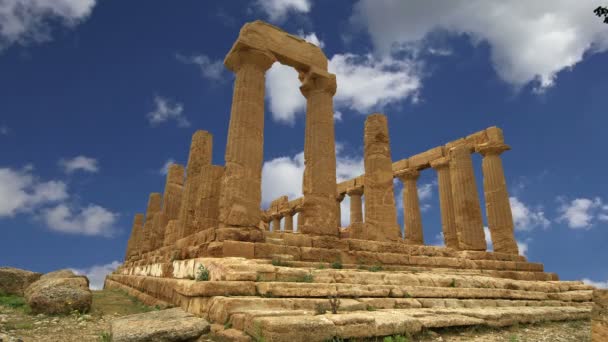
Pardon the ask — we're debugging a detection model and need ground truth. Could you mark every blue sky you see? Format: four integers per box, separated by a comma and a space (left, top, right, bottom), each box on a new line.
1, 0, 607, 289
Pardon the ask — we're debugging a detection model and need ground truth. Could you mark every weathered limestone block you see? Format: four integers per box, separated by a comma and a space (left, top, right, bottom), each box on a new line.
397, 169, 424, 245
477, 142, 519, 255
449, 145, 486, 251
219, 48, 275, 228
194, 165, 224, 231
178, 131, 213, 239
141, 193, 162, 253
162, 220, 180, 247
125, 213, 144, 259
430, 157, 459, 250
592, 289, 608, 342
300, 72, 338, 236
360, 114, 400, 242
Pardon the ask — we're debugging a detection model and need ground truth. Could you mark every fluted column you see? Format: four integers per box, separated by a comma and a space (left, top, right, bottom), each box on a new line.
347, 187, 364, 226
336, 193, 345, 228
219, 48, 276, 228
430, 157, 459, 249
141, 193, 162, 253
299, 72, 338, 236
592, 290, 608, 341
271, 214, 282, 232
449, 145, 486, 251
477, 143, 518, 254
194, 165, 225, 231
152, 164, 185, 250
281, 209, 294, 232
125, 213, 144, 260
397, 169, 424, 245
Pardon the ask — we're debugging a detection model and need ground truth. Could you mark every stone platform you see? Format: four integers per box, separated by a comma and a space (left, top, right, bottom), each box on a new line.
107, 256, 593, 341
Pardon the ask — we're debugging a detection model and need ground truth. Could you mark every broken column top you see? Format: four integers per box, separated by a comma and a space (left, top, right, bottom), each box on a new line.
166, 164, 185, 186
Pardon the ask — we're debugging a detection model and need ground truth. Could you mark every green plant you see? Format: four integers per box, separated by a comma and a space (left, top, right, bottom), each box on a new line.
403, 291, 411, 298
271, 257, 290, 267
509, 335, 519, 342
366, 305, 376, 311
0, 293, 26, 308
383, 337, 394, 342
328, 295, 340, 314
196, 264, 210, 281
449, 278, 457, 288
314, 303, 326, 315
330, 260, 343, 269
99, 331, 111, 342
368, 265, 383, 272
316, 264, 326, 269
298, 273, 314, 283
252, 322, 266, 342
224, 321, 233, 329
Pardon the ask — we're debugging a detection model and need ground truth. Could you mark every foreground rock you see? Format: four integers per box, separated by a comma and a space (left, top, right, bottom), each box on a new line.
24, 269, 92, 315
0, 267, 41, 296
111, 308, 210, 342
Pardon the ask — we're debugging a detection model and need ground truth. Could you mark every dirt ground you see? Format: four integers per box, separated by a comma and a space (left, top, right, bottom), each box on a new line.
0, 290, 592, 342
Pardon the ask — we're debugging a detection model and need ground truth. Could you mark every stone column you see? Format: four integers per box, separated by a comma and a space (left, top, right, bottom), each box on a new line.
177, 131, 212, 239
449, 145, 486, 250
219, 48, 276, 228
592, 289, 608, 341
299, 72, 339, 236
430, 157, 459, 249
397, 169, 424, 245
271, 214, 281, 232
125, 213, 144, 260
153, 164, 184, 250
336, 193, 345, 228
362, 114, 400, 241
194, 165, 225, 231
347, 187, 364, 226
281, 210, 294, 232
141, 193, 161, 253
477, 142, 519, 254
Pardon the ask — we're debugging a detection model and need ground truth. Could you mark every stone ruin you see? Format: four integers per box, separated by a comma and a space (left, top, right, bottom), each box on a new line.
106, 21, 600, 341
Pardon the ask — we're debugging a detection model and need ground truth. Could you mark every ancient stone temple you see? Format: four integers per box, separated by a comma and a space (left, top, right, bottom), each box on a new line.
106, 21, 595, 341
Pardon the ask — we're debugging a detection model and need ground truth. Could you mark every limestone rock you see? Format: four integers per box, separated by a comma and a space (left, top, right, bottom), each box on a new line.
110, 308, 210, 342
0, 267, 41, 296
25, 274, 92, 314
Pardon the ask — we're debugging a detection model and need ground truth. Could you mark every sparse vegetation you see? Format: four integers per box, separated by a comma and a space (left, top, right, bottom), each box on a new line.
99, 331, 111, 342
509, 334, 519, 342
314, 303, 326, 315
271, 257, 290, 267
196, 264, 210, 281
366, 305, 377, 311
383, 335, 409, 342
331, 259, 343, 269
224, 321, 233, 329
0, 293, 27, 309
328, 295, 340, 314
368, 265, 383, 272
449, 278, 457, 288
316, 263, 327, 269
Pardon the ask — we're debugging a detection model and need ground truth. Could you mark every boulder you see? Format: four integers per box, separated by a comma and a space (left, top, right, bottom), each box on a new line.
0, 267, 42, 296
24, 270, 92, 314
111, 308, 210, 342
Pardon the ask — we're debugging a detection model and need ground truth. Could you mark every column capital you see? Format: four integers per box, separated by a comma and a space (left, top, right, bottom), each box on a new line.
476, 142, 510, 157
346, 187, 364, 196
279, 208, 294, 217
430, 157, 450, 170
224, 48, 276, 73
396, 168, 420, 181
299, 71, 337, 98
270, 213, 283, 220
336, 192, 346, 201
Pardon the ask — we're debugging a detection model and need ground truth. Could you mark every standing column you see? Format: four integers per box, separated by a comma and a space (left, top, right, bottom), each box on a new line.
347, 187, 364, 226
156, 164, 184, 249
271, 214, 282, 232
219, 48, 276, 228
282, 210, 294, 232
125, 213, 144, 260
449, 145, 486, 250
476, 143, 519, 254
430, 157, 459, 249
194, 165, 225, 231
336, 193, 345, 228
362, 114, 400, 241
299, 72, 339, 236
141, 193, 162, 253
397, 169, 424, 245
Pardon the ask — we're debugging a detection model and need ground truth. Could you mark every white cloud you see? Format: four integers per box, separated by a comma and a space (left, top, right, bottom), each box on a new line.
417, 181, 435, 201
0, 125, 8, 135
255, 0, 311, 22
0, 167, 68, 217
432, 232, 445, 247
517, 240, 529, 257
582, 278, 608, 289
72, 261, 121, 290
159, 159, 175, 176
509, 196, 550, 231
59, 156, 99, 174
266, 63, 305, 125
147, 95, 189, 127
333, 111, 343, 122
484, 226, 493, 250
298, 31, 324, 48
352, 0, 608, 91
485, 225, 530, 257
395, 181, 435, 212
42, 204, 118, 237
0, 0, 96, 52
557, 197, 605, 229
176, 53, 225, 80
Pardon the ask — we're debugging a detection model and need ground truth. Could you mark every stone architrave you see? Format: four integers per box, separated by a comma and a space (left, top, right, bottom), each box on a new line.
125, 213, 144, 259
361, 114, 400, 241
194, 165, 225, 231
449, 145, 486, 251
477, 142, 519, 255
397, 169, 424, 245
430, 157, 460, 249
219, 48, 276, 229
177, 131, 213, 239
151, 164, 184, 250
299, 72, 339, 236
141, 193, 161, 253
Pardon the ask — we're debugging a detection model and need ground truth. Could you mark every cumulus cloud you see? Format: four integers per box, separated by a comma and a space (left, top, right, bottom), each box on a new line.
255, 0, 311, 22
352, 0, 608, 91
333, 111, 343, 122
582, 278, 608, 289
509, 196, 550, 231
146, 96, 189, 127
0, 167, 68, 217
557, 197, 606, 229
72, 260, 121, 290
59, 156, 99, 174
0, 0, 96, 52
176, 53, 225, 80
159, 158, 176, 176
42, 204, 118, 237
